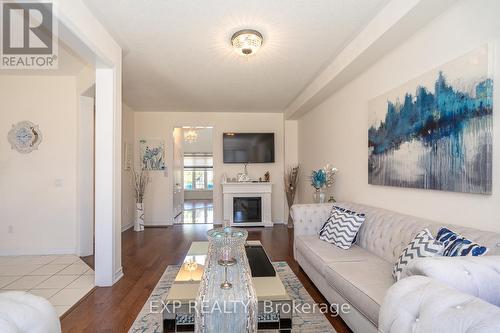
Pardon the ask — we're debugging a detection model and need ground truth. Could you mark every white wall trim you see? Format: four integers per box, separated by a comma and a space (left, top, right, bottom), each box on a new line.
94, 67, 121, 287
145, 222, 172, 227
114, 267, 124, 283
121, 224, 133, 232
54, 0, 123, 288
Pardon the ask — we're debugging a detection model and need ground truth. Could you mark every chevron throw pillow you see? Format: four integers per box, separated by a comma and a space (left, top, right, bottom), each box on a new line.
436, 227, 489, 257
392, 228, 443, 281
319, 206, 366, 250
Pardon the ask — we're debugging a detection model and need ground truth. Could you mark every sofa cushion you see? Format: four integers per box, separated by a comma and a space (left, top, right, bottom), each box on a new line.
436, 227, 489, 256
324, 258, 394, 326
392, 228, 443, 281
295, 235, 375, 274
319, 206, 366, 249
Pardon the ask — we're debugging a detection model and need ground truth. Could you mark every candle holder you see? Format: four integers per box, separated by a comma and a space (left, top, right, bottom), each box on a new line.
220, 266, 232, 290
207, 227, 248, 266
207, 227, 248, 289
218, 244, 237, 267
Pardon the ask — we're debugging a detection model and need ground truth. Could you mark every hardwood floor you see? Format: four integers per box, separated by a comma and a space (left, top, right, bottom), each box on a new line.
62, 225, 351, 333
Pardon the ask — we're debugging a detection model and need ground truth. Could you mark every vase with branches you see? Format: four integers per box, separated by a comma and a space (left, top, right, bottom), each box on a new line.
133, 168, 150, 232
284, 165, 300, 228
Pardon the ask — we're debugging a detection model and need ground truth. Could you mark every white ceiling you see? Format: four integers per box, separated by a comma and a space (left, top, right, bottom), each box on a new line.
83, 0, 389, 112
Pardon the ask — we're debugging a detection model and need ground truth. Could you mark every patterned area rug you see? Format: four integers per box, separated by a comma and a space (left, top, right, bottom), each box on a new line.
129, 262, 336, 332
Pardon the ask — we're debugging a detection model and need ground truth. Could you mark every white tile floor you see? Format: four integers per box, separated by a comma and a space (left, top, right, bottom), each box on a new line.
0, 255, 95, 317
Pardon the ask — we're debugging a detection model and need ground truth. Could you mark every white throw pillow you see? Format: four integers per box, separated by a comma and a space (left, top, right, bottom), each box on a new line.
392, 228, 443, 281
319, 206, 366, 250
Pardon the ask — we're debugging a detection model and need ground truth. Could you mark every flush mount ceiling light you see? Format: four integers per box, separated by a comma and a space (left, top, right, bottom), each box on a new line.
231, 29, 263, 56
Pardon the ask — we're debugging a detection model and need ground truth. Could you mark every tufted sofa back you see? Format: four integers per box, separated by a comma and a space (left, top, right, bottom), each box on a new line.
334, 202, 500, 264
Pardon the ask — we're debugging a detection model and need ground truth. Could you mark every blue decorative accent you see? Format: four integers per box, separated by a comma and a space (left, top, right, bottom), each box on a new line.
436, 227, 488, 257
368, 47, 493, 194
369, 73, 492, 155
310, 169, 327, 190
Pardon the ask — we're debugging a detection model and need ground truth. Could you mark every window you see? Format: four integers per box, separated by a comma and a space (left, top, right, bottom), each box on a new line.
183, 153, 213, 191
184, 170, 193, 190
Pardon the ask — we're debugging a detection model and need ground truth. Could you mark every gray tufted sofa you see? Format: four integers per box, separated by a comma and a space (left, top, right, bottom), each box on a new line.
291, 202, 500, 333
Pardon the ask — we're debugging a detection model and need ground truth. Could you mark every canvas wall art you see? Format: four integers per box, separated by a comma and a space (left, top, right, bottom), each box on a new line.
368, 45, 493, 194
140, 139, 166, 171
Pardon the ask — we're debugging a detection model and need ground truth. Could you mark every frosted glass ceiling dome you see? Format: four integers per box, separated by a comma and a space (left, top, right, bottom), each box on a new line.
231, 29, 263, 56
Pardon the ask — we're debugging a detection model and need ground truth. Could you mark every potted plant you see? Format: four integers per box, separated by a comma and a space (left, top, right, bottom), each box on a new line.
133, 168, 150, 232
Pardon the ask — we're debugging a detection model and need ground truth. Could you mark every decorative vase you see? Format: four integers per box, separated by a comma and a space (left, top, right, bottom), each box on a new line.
134, 202, 145, 232
312, 188, 326, 203
287, 212, 294, 229
196, 227, 257, 332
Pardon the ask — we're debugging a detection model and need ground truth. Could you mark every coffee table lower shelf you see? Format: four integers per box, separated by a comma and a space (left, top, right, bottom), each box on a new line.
163, 241, 292, 332
164, 300, 292, 332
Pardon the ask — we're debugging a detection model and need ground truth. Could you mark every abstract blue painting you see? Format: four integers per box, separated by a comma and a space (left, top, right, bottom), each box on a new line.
368, 46, 493, 194
140, 139, 166, 171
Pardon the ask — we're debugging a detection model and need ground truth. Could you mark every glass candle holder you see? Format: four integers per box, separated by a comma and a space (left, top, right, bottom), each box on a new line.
207, 227, 248, 267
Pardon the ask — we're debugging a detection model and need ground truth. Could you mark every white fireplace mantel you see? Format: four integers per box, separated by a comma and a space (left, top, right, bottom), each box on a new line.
222, 182, 273, 227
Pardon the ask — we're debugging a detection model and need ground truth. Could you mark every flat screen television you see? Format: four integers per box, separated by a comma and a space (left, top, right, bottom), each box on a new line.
223, 133, 275, 163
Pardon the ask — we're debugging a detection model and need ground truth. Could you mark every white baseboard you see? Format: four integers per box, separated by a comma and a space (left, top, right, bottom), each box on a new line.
145, 220, 173, 227
114, 267, 124, 283
0, 248, 77, 256
121, 223, 133, 232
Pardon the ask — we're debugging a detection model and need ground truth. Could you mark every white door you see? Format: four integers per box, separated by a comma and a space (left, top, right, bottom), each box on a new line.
172, 128, 184, 220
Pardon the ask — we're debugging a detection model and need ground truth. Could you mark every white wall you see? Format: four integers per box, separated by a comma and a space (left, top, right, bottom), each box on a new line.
0, 76, 79, 255
134, 112, 285, 225
284, 120, 299, 220
76, 64, 96, 257
122, 104, 136, 231
183, 128, 213, 154
77, 95, 95, 256
297, 0, 500, 233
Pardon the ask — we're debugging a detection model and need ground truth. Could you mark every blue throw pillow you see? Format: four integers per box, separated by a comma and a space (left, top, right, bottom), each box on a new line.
436, 227, 488, 257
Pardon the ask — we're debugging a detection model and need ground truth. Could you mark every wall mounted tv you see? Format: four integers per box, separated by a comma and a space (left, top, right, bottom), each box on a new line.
223, 133, 275, 163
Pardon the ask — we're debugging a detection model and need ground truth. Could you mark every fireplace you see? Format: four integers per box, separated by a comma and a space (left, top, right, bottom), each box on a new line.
222, 182, 272, 227
233, 197, 262, 223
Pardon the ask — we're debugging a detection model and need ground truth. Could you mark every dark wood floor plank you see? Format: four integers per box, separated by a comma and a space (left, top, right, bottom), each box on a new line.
61, 225, 351, 333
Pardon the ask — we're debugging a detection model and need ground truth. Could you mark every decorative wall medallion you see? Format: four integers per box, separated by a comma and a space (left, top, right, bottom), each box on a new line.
8, 121, 43, 153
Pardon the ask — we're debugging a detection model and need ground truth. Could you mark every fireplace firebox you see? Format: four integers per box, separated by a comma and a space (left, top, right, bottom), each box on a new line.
222, 182, 272, 227
233, 197, 262, 223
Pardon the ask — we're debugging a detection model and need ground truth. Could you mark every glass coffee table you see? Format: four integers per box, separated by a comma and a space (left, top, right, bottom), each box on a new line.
163, 241, 292, 332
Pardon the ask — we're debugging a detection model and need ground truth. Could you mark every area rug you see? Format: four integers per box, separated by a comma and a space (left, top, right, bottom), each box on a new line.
129, 262, 336, 332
